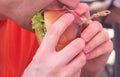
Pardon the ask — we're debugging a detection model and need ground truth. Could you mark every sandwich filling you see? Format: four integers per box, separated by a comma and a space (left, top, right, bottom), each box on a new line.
32, 10, 47, 37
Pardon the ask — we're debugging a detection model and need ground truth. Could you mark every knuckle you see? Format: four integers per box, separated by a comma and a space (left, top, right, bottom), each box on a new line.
45, 29, 58, 40
80, 3, 89, 10
73, 66, 80, 72
73, 38, 85, 49
93, 21, 103, 31
58, 13, 74, 26
46, 62, 59, 72
81, 53, 86, 65
107, 40, 113, 53
101, 30, 109, 41
102, 40, 113, 54
88, 21, 102, 34
79, 52, 86, 66
61, 72, 70, 77
48, 57, 61, 69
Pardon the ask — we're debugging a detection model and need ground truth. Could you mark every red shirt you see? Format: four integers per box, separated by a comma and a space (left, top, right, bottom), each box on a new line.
0, 19, 39, 77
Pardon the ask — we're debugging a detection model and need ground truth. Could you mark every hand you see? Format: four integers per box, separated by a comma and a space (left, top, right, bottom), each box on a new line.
80, 21, 113, 77
74, 3, 113, 76
0, 0, 79, 31
22, 13, 86, 77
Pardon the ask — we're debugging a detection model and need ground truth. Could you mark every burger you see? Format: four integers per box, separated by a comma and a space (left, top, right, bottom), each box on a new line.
32, 9, 83, 51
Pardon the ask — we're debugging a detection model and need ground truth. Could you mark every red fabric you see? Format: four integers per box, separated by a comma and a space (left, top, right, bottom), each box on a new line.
0, 19, 39, 77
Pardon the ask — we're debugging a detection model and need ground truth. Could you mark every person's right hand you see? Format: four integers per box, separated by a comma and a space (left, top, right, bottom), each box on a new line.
22, 13, 86, 77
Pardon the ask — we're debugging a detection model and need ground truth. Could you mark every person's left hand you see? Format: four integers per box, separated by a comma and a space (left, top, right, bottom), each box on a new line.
80, 20, 113, 77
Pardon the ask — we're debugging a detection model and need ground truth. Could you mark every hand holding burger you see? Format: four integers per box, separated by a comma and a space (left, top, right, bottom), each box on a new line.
32, 3, 90, 51
23, 2, 113, 77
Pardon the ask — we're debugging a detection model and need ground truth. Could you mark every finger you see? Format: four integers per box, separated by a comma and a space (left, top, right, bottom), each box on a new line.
64, 53, 85, 77
75, 3, 90, 18
58, 38, 85, 65
74, 72, 81, 77
67, 52, 86, 69
61, 69, 81, 77
86, 40, 113, 60
58, 0, 80, 9
63, 64, 81, 77
40, 13, 74, 52
81, 21, 103, 42
84, 30, 110, 53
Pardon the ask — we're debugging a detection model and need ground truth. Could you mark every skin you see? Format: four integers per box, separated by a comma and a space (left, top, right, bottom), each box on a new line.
75, 4, 113, 77
22, 13, 86, 77
0, 0, 113, 77
0, 0, 79, 31
22, 4, 113, 77
81, 21, 113, 77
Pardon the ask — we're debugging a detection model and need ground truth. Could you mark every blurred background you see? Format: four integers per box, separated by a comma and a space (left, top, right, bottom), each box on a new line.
80, 0, 117, 77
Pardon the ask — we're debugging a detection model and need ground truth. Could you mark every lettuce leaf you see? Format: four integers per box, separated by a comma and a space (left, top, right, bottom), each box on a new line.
32, 10, 47, 37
